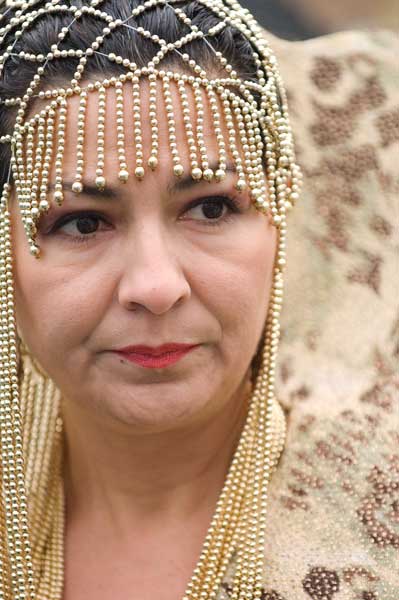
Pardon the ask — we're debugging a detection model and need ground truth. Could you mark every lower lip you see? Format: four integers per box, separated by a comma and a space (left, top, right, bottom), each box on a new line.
113, 346, 198, 369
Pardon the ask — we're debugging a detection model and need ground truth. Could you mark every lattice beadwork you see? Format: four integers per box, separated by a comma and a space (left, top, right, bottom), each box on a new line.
0, 0, 301, 257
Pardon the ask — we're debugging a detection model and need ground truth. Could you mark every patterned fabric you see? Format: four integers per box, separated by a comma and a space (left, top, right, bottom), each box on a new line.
221, 29, 399, 600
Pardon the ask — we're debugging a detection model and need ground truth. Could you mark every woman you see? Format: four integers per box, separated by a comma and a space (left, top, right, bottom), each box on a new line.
0, 1, 300, 598
1, 2, 397, 600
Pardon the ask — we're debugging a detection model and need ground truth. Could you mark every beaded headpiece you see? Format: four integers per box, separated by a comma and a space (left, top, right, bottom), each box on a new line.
0, 1, 302, 599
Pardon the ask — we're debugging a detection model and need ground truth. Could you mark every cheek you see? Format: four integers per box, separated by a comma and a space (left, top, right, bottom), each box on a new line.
13, 253, 112, 365
192, 223, 277, 341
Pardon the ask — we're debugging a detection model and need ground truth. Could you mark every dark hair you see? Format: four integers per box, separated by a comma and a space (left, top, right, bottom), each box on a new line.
0, 0, 263, 190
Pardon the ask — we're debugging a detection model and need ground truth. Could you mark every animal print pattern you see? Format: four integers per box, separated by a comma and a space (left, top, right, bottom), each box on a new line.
219, 29, 399, 600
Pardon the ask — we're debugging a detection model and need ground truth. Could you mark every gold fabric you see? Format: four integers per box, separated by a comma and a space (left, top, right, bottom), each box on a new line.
219, 29, 399, 600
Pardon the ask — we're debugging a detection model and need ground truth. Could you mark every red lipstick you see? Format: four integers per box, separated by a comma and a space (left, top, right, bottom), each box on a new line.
113, 343, 199, 369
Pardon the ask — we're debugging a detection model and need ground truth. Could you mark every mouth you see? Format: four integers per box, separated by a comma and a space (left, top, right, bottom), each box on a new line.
112, 345, 199, 369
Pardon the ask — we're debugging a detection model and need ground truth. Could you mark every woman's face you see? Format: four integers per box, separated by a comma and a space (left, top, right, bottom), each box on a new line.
11, 78, 277, 433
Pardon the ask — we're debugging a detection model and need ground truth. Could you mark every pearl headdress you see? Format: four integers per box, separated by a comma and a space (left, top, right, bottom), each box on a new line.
0, 1, 302, 599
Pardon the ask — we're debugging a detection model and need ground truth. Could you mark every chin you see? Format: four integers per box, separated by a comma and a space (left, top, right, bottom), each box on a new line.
97, 387, 208, 433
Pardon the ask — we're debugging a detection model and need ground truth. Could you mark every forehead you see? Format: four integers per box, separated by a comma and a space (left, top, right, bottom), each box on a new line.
58, 76, 229, 176
20, 70, 263, 202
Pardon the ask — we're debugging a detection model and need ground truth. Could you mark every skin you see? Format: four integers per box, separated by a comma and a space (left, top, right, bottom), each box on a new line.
10, 78, 278, 599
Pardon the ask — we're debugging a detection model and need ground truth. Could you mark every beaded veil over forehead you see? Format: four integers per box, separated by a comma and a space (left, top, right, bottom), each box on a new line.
0, 0, 301, 256
0, 1, 302, 599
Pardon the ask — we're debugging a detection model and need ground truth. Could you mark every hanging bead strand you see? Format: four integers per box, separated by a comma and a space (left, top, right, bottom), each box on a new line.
115, 81, 129, 183
0, 208, 36, 599
21, 123, 36, 238
72, 90, 87, 194
205, 84, 227, 182
147, 70, 159, 171
218, 91, 247, 192
193, 82, 213, 182
53, 98, 67, 206
27, 113, 46, 256
162, 74, 184, 178
177, 78, 202, 181
38, 108, 56, 217
245, 106, 270, 218
95, 85, 106, 191
132, 76, 145, 180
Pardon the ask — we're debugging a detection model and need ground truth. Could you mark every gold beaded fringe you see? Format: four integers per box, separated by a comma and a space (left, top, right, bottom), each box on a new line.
0, 1, 302, 598
7, 65, 301, 258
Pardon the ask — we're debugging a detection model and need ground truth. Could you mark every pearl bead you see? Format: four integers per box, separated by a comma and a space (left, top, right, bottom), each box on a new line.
118, 169, 129, 183
191, 167, 203, 180
54, 191, 63, 205
72, 181, 83, 194
29, 244, 40, 257
148, 156, 158, 170
135, 166, 145, 179
203, 168, 214, 182
173, 164, 184, 178
39, 200, 49, 212
235, 179, 247, 192
95, 176, 106, 190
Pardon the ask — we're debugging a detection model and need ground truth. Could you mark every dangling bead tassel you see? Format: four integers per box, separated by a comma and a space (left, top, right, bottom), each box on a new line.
0, 183, 13, 600
147, 70, 159, 171
218, 91, 247, 192
177, 78, 202, 181
28, 114, 46, 255
35, 428, 63, 600
18, 349, 63, 600
191, 402, 258, 598
233, 102, 257, 199
230, 227, 287, 599
13, 113, 41, 257
162, 74, 184, 178
23, 123, 36, 227
0, 207, 36, 600
245, 106, 271, 217
38, 108, 56, 217
95, 85, 106, 191
132, 76, 145, 180
183, 389, 258, 599
115, 81, 129, 183
72, 90, 87, 194
204, 84, 227, 182
53, 98, 68, 206
11, 123, 26, 223
230, 386, 264, 599
263, 129, 279, 225
193, 82, 213, 182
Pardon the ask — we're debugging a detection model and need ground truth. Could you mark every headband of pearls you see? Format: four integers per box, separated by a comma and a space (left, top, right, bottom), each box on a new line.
0, 0, 302, 258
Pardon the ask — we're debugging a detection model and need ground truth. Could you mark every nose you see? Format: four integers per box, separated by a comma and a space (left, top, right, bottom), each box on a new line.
117, 223, 191, 315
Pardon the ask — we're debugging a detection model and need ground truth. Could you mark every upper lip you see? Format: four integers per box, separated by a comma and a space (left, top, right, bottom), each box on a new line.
114, 343, 199, 356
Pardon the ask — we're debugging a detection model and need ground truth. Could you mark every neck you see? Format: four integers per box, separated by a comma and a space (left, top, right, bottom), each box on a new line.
62, 375, 252, 536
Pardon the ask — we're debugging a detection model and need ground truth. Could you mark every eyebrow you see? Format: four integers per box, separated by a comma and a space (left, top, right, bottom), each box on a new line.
47, 162, 238, 200
168, 162, 237, 194
47, 181, 119, 200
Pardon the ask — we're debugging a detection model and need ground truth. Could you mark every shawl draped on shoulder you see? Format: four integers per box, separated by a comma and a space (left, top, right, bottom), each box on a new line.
221, 28, 399, 600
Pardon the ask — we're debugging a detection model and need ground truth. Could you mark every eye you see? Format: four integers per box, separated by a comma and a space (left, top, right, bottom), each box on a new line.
184, 195, 242, 226
47, 212, 110, 243
65, 215, 99, 235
